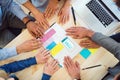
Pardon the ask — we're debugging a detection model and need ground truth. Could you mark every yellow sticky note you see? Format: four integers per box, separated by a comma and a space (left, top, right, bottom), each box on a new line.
88, 49, 98, 54
50, 43, 64, 57
32, 50, 37, 53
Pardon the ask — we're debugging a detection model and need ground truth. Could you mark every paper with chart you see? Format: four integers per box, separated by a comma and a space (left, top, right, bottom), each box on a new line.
41, 23, 82, 66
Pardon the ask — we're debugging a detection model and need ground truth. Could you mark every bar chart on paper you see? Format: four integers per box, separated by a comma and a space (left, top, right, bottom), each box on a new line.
41, 23, 82, 66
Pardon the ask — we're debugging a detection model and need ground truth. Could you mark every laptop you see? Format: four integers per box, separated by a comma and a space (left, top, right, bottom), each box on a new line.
72, 0, 120, 35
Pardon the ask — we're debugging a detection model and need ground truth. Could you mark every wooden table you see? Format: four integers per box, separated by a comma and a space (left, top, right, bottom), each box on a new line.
0, 0, 119, 80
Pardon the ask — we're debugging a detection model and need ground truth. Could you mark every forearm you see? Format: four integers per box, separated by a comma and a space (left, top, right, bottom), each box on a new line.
22, 1, 41, 17
0, 47, 17, 60
10, 2, 27, 20
41, 73, 51, 80
91, 32, 120, 60
0, 57, 37, 73
64, 0, 71, 7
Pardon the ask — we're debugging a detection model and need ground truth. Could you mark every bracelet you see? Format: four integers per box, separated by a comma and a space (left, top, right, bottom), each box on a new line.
25, 19, 33, 26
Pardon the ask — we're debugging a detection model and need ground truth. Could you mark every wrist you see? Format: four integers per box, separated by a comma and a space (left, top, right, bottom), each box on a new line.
16, 46, 23, 54
87, 30, 95, 38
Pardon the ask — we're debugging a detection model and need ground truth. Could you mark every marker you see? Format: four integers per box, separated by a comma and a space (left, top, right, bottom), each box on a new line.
71, 6, 77, 26
82, 64, 102, 70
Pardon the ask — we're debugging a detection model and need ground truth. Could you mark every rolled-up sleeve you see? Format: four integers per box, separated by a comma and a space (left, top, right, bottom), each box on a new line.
15, 0, 28, 4
0, 47, 17, 60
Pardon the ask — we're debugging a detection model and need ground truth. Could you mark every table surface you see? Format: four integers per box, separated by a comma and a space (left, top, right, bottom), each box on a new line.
0, 0, 119, 80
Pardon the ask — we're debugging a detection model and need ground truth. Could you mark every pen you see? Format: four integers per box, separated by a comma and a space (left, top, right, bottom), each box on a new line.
82, 64, 102, 70
50, 22, 56, 27
71, 6, 77, 26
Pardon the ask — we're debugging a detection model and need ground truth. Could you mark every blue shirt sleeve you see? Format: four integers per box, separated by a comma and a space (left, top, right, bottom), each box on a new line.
15, 0, 28, 4
0, 0, 27, 20
9, 1, 28, 20
0, 47, 17, 60
0, 57, 37, 73
42, 73, 51, 80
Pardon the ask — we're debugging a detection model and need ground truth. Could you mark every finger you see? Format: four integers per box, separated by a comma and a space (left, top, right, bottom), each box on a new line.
75, 61, 80, 69
65, 56, 72, 67
62, 16, 67, 24
45, 7, 51, 18
43, 50, 50, 56
51, 59, 58, 67
47, 9, 53, 18
67, 14, 70, 22
58, 9, 62, 16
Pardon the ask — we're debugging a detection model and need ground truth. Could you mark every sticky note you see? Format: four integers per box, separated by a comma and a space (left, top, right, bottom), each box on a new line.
32, 50, 37, 53
46, 41, 56, 50
50, 43, 64, 57
41, 29, 56, 42
80, 48, 91, 59
88, 49, 98, 54
62, 37, 74, 49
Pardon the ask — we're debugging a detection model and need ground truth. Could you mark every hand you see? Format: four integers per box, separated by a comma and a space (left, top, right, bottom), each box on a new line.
27, 21, 44, 37
33, 11, 49, 30
64, 56, 80, 79
7, 78, 14, 80
0, 77, 5, 80
16, 39, 42, 54
58, 0, 71, 24
66, 27, 95, 39
43, 59, 60, 76
79, 39, 100, 48
44, 0, 58, 18
35, 49, 50, 64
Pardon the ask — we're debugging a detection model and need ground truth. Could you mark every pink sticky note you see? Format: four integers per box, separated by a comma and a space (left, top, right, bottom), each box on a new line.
41, 29, 56, 42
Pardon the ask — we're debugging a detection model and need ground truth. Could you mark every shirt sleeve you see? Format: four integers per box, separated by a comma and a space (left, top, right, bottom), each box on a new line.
9, 1, 27, 20
15, 0, 28, 4
0, 47, 17, 60
91, 32, 120, 60
41, 73, 51, 80
0, 57, 37, 73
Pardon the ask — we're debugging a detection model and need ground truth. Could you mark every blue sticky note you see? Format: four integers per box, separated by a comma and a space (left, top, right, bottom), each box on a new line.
46, 41, 56, 50
62, 37, 74, 49
80, 48, 91, 59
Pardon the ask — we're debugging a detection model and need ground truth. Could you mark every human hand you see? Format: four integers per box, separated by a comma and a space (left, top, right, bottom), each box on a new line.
35, 49, 50, 64
64, 56, 80, 80
27, 21, 44, 37
33, 11, 49, 30
79, 39, 100, 48
44, 0, 58, 18
43, 59, 60, 76
58, 0, 71, 24
66, 27, 95, 39
16, 39, 42, 54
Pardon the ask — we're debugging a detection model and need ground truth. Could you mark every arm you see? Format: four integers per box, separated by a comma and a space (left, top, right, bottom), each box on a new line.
0, 49, 50, 73
0, 47, 17, 60
0, 57, 37, 73
91, 32, 120, 60
20, 0, 49, 30
41, 59, 59, 80
41, 73, 51, 80
110, 33, 120, 43
58, 0, 71, 24
66, 27, 120, 60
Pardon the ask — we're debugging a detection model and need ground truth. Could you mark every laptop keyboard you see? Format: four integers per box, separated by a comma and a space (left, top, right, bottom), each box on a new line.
86, 0, 114, 27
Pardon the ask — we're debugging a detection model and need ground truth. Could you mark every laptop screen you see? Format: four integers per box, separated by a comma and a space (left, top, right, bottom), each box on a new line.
100, 0, 120, 21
